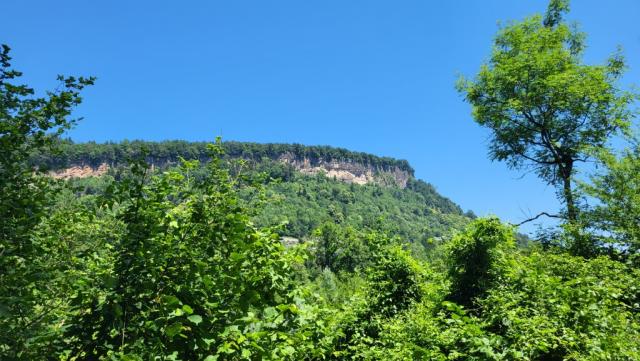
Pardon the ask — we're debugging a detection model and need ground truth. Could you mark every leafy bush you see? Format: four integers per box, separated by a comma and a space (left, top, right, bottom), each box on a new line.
481, 252, 640, 360
61, 144, 314, 360
446, 217, 515, 308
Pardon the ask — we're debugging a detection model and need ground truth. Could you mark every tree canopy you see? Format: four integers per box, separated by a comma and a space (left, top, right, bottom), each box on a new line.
457, 0, 635, 234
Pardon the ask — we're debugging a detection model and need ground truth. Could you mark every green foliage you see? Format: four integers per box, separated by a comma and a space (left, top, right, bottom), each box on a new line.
446, 218, 515, 308
361, 301, 502, 361
62, 142, 313, 360
4, 3, 640, 356
315, 236, 435, 359
30, 139, 414, 175
0, 44, 94, 359
581, 143, 640, 259
29, 138, 471, 258
253, 174, 468, 257
365, 245, 430, 320
457, 0, 636, 234
353, 219, 640, 361
312, 223, 373, 273
479, 252, 640, 359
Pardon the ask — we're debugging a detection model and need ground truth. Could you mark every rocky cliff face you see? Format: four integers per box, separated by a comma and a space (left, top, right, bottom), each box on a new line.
50, 163, 109, 179
51, 156, 411, 188
278, 153, 411, 188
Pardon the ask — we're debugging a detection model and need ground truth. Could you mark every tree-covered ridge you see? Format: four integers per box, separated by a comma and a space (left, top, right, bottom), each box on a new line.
250, 172, 467, 247
67, 156, 469, 258
38, 138, 467, 248
31, 139, 414, 175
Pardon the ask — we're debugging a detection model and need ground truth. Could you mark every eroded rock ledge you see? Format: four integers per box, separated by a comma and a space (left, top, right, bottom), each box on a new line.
50, 163, 109, 180
278, 153, 410, 187
51, 157, 411, 188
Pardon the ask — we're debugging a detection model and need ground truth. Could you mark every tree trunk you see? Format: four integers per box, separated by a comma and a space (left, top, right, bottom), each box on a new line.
558, 154, 578, 224
562, 175, 577, 222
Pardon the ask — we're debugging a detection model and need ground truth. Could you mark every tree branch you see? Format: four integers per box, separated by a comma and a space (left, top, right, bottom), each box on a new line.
514, 211, 564, 226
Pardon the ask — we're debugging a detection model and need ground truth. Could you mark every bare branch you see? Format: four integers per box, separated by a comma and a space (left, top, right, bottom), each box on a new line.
513, 211, 564, 226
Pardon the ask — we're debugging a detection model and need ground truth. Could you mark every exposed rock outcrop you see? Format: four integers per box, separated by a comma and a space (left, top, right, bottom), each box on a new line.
50, 156, 411, 188
50, 163, 109, 179
278, 153, 410, 188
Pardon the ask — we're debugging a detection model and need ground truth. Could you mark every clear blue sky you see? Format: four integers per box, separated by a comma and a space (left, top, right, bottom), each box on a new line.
3, 1, 638, 231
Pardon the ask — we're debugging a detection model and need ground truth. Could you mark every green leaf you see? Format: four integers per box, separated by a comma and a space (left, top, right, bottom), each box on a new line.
187, 314, 203, 325
165, 322, 183, 338
182, 304, 193, 314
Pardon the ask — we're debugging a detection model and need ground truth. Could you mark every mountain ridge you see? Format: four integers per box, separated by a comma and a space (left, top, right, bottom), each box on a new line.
33, 138, 470, 247
35, 139, 414, 187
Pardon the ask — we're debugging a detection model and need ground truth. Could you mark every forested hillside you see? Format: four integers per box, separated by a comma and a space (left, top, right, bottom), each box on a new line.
2, 1, 640, 360
46, 140, 471, 258
30, 139, 413, 175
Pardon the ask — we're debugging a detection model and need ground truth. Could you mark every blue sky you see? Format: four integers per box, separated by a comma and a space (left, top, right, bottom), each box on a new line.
3, 1, 638, 231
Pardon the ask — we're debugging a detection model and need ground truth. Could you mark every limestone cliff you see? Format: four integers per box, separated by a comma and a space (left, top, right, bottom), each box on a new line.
51, 156, 411, 188
50, 163, 109, 179
278, 153, 410, 187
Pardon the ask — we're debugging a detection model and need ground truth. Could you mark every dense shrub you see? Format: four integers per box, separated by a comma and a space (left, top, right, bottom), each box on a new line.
446, 217, 515, 308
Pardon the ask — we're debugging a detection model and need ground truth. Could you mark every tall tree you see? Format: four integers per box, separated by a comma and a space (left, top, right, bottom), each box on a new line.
457, 0, 635, 230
